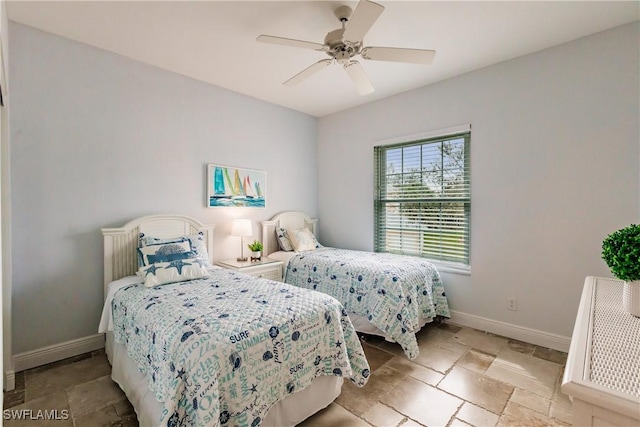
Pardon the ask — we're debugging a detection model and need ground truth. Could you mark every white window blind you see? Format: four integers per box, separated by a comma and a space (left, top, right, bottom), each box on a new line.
374, 131, 470, 266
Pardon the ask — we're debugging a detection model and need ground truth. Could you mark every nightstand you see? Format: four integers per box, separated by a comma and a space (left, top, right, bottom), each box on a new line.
216, 258, 284, 282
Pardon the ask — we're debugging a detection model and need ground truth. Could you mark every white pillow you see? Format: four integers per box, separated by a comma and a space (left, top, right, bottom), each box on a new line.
137, 240, 192, 266
138, 259, 209, 287
287, 228, 318, 252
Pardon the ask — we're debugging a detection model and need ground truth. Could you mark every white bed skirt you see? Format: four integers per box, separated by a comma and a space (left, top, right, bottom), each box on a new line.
105, 333, 343, 427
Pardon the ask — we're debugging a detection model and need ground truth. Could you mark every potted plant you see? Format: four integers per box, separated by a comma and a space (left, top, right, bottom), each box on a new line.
248, 240, 263, 261
602, 224, 640, 317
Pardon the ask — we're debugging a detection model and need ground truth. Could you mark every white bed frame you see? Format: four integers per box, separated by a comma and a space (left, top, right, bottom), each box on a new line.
101, 214, 341, 427
262, 211, 317, 258
261, 211, 433, 342
102, 214, 215, 295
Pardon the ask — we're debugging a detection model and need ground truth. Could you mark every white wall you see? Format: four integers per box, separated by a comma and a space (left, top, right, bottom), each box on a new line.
1, 0, 12, 388
9, 23, 318, 354
317, 22, 640, 338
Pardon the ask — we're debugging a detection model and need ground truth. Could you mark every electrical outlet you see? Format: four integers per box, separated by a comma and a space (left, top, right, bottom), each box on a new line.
507, 297, 517, 311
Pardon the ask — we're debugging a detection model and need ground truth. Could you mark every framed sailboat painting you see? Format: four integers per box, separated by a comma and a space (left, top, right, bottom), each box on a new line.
207, 164, 266, 208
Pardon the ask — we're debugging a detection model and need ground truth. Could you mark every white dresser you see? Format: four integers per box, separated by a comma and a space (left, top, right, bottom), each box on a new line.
562, 276, 640, 427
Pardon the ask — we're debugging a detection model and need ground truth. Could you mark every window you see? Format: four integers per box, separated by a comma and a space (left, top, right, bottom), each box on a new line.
374, 131, 470, 269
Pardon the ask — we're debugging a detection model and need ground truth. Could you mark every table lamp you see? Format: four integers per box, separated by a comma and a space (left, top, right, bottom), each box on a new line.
231, 219, 253, 261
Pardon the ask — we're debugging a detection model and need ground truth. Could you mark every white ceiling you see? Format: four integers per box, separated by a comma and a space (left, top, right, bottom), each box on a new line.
7, 1, 639, 117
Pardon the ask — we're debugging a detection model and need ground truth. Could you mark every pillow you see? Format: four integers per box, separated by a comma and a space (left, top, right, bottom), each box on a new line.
139, 234, 187, 247
287, 228, 319, 252
146, 251, 197, 265
276, 227, 294, 252
138, 241, 191, 267
138, 232, 212, 267
138, 258, 209, 288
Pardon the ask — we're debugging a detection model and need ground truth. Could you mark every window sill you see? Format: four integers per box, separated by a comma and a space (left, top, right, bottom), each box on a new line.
429, 261, 471, 276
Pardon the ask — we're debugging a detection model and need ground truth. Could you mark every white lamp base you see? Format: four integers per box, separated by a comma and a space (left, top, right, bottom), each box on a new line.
237, 239, 247, 262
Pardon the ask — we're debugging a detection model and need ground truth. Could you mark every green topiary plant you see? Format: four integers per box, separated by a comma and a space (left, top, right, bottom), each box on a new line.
602, 224, 640, 282
247, 240, 263, 252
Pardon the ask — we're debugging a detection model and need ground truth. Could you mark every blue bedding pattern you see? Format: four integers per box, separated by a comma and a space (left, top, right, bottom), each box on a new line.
111, 268, 369, 427
284, 248, 451, 359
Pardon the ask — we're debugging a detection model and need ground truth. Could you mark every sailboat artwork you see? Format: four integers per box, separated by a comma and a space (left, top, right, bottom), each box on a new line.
207, 164, 266, 208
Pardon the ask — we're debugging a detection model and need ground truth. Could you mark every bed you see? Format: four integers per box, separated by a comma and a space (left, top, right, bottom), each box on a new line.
98, 214, 369, 427
262, 211, 451, 360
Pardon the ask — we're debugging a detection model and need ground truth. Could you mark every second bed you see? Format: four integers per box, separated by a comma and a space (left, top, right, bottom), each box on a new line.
262, 211, 451, 359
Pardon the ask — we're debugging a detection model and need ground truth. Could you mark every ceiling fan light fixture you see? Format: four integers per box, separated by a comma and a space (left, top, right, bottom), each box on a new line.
335, 50, 353, 65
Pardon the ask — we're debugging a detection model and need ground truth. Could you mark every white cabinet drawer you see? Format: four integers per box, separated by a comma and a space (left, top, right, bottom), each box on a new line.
246, 266, 282, 281
216, 259, 284, 282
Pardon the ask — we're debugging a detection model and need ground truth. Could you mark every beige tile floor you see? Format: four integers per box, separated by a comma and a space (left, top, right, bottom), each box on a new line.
3, 323, 572, 426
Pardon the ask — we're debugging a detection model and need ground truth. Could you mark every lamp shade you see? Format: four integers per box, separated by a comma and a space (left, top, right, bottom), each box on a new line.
231, 219, 253, 237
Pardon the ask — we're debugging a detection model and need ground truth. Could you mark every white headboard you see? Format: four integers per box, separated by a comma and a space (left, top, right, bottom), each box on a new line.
101, 214, 215, 297
261, 211, 317, 257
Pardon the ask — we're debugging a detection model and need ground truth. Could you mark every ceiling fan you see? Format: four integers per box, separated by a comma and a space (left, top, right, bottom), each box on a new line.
257, 0, 435, 95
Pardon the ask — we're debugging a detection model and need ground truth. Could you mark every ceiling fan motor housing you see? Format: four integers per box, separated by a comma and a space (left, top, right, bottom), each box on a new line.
324, 28, 361, 64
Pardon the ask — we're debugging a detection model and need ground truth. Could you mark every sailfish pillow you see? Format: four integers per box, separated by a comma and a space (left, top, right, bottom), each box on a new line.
138, 232, 211, 267
138, 258, 209, 287
138, 241, 192, 267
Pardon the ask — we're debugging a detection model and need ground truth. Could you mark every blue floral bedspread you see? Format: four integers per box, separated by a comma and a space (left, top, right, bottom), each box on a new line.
111, 268, 369, 427
284, 248, 450, 359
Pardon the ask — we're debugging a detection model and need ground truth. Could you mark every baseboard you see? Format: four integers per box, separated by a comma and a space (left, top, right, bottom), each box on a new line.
448, 310, 571, 352
4, 369, 15, 391
8, 314, 569, 373
13, 333, 105, 373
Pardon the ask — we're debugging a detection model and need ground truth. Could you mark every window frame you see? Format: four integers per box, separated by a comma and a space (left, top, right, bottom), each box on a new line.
374, 127, 471, 274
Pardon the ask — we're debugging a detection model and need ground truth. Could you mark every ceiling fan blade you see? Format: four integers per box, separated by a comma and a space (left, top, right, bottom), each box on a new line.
284, 59, 333, 86
361, 46, 436, 65
343, 60, 374, 95
342, 0, 385, 42
257, 35, 327, 51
